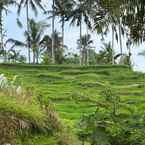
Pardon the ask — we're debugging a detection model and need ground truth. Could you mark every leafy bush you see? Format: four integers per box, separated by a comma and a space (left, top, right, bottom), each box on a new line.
78, 88, 145, 145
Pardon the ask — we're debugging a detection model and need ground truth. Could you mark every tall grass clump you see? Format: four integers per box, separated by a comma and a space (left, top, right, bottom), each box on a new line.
0, 74, 61, 144
0, 74, 78, 145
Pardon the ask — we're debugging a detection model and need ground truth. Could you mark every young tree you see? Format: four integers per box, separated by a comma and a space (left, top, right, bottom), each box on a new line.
96, 42, 115, 64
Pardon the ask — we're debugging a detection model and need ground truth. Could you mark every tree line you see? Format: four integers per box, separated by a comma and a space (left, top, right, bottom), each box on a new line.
0, 0, 144, 65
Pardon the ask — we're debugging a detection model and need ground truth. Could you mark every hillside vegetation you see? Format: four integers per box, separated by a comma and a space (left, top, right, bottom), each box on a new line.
0, 64, 145, 144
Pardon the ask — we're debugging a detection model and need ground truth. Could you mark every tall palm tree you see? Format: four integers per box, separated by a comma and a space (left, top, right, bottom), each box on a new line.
66, 0, 92, 65
45, 0, 74, 64
7, 19, 48, 64
54, 0, 75, 48
0, 0, 16, 61
17, 0, 44, 63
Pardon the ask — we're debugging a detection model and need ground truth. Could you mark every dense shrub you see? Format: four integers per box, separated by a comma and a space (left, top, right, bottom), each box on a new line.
78, 88, 145, 145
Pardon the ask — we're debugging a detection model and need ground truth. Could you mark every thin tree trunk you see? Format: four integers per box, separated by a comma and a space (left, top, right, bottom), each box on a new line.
33, 51, 35, 64
36, 49, 39, 64
86, 26, 89, 66
0, 10, 3, 50
62, 16, 65, 48
119, 19, 123, 55
84, 47, 87, 65
80, 20, 83, 66
52, 0, 55, 64
111, 25, 115, 64
86, 48, 89, 66
128, 44, 131, 68
0, 10, 5, 62
26, 3, 31, 64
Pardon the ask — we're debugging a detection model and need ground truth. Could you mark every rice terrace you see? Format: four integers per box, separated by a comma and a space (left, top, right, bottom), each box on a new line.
0, 0, 145, 145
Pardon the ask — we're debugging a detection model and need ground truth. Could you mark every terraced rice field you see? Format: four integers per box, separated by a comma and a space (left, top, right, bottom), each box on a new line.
1, 64, 145, 129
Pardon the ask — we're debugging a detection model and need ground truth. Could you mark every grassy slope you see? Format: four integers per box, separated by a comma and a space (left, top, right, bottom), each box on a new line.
0, 94, 58, 145
1, 64, 145, 130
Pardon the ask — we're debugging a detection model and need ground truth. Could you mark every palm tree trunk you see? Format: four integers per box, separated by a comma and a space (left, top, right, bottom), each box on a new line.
33, 51, 35, 64
52, 0, 55, 64
84, 47, 87, 65
119, 20, 123, 55
86, 49, 89, 66
86, 27, 89, 66
0, 10, 4, 62
80, 20, 83, 66
111, 25, 115, 64
36, 50, 39, 64
128, 45, 131, 67
26, 3, 31, 64
62, 16, 65, 47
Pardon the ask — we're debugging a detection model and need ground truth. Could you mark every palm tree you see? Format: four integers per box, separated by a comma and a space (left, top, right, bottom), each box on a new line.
40, 35, 52, 60
96, 42, 115, 64
77, 34, 93, 65
66, 0, 92, 65
54, 0, 75, 48
92, 0, 125, 63
53, 31, 66, 64
7, 49, 26, 63
17, 0, 44, 63
122, 0, 145, 44
41, 30, 66, 64
7, 19, 48, 64
45, 0, 74, 64
0, 0, 17, 61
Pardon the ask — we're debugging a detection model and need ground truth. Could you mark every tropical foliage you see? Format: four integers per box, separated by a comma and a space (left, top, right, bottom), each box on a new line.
1, 0, 144, 66
1, 0, 145, 144
78, 88, 145, 145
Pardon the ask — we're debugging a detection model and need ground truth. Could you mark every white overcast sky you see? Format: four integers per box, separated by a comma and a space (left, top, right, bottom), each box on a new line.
3, 0, 145, 72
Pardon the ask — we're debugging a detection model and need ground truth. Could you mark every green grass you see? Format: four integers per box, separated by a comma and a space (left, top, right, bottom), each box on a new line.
0, 64, 145, 143
0, 95, 45, 124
